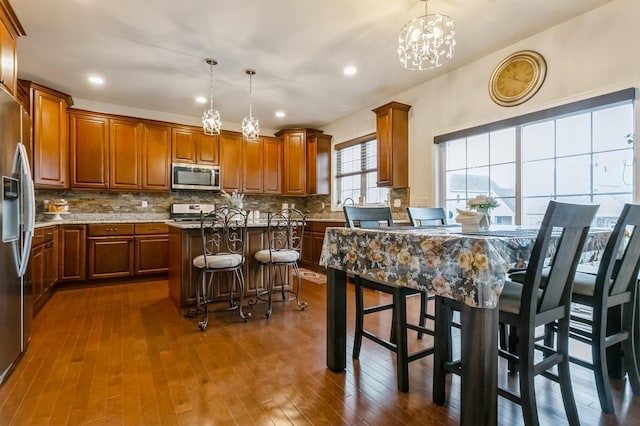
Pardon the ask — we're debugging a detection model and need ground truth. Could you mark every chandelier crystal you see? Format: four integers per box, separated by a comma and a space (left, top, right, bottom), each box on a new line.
242, 69, 260, 141
202, 58, 222, 135
398, 0, 455, 70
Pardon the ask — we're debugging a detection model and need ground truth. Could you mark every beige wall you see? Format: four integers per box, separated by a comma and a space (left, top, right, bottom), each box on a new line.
322, 0, 640, 207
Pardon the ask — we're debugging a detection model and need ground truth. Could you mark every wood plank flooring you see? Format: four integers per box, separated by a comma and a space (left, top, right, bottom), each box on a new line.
1, 276, 639, 425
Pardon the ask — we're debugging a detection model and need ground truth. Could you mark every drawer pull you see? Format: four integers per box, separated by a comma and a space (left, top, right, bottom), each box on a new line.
148, 227, 161, 231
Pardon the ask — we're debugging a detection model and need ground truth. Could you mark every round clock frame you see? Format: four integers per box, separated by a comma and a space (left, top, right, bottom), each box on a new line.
488, 50, 547, 107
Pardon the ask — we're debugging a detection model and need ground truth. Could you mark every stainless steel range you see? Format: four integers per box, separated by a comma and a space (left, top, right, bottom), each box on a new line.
170, 203, 216, 221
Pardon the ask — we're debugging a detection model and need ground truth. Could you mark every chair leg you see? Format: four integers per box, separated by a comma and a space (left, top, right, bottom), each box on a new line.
292, 263, 308, 310
248, 263, 261, 308
507, 326, 518, 375
198, 271, 209, 331
417, 292, 427, 339
235, 269, 250, 321
352, 278, 364, 359
592, 316, 615, 413
266, 264, 274, 318
623, 298, 640, 395
517, 331, 539, 426
557, 318, 580, 425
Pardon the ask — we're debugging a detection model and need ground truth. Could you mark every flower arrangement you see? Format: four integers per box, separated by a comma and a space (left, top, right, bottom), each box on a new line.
221, 189, 244, 209
467, 195, 499, 211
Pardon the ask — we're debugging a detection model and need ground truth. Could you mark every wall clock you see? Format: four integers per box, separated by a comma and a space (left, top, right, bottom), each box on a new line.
488, 50, 547, 107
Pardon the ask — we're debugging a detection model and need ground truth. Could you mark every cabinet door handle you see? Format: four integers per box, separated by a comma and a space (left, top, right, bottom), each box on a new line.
148, 227, 160, 231
46, 232, 53, 236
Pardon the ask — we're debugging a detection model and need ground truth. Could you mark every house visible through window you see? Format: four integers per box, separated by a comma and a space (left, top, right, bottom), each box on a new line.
334, 133, 389, 207
437, 89, 635, 227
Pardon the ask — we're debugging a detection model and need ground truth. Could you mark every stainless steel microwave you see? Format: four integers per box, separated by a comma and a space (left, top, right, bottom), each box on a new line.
171, 163, 221, 191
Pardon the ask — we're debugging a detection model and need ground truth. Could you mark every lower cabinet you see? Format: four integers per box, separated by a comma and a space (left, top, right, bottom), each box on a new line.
134, 223, 169, 274
299, 221, 341, 272
31, 226, 58, 315
59, 225, 86, 281
88, 224, 134, 279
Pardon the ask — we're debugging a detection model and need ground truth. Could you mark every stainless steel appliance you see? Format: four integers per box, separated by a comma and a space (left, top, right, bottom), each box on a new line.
171, 163, 220, 191
170, 203, 216, 221
0, 87, 35, 386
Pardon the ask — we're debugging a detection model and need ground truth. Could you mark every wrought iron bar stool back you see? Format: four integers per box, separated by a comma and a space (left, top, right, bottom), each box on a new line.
249, 208, 308, 318
190, 207, 250, 330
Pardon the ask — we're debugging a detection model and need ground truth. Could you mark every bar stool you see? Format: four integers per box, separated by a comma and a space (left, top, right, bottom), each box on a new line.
249, 208, 308, 318
190, 207, 250, 331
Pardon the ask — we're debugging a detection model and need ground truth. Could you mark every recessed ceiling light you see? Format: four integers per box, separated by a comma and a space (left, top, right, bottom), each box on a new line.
275, 111, 286, 118
343, 66, 357, 76
88, 75, 104, 85
195, 96, 207, 104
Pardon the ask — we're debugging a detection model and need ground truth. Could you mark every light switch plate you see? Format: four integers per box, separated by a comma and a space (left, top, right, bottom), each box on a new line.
393, 199, 401, 208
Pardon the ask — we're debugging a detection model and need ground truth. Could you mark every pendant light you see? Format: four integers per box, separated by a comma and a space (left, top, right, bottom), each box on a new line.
241, 69, 260, 141
202, 58, 222, 135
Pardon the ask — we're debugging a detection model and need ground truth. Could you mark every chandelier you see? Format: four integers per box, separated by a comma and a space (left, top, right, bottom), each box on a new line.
398, 0, 455, 70
241, 69, 260, 141
202, 58, 222, 135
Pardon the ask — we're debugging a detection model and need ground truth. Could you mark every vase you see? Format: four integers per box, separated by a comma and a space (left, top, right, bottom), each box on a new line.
478, 207, 491, 230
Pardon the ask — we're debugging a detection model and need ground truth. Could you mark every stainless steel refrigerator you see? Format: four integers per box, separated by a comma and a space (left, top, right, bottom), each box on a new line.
0, 86, 35, 386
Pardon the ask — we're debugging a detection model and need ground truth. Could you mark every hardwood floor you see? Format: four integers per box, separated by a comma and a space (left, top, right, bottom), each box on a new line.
1, 276, 638, 425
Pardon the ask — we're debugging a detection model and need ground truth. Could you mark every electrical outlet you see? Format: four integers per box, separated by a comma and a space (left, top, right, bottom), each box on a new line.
321, 202, 325, 209
141, 200, 148, 208
393, 199, 401, 208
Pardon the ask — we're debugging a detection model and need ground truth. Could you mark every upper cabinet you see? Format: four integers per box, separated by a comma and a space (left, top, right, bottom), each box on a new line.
0, 0, 25, 96
20, 80, 74, 189
69, 110, 109, 189
372, 101, 411, 188
276, 128, 331, 196
69, 109, 171, 191
171, 126, 218, 165
263, 137, 282, 194
219, 131, 243, 192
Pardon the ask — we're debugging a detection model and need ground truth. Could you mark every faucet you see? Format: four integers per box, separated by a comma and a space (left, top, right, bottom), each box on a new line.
342, 197, 355, 206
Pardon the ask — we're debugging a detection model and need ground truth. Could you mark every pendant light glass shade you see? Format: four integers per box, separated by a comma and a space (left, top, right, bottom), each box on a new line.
202, 58, 222, 135
242, 69, 260, 141
398, 0, 455, 70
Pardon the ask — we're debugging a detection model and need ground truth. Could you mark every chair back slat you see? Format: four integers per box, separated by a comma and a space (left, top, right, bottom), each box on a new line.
521, 201, 599, 316
406, 207, 447, 226
598, 203, 640, 297
266, 208, 306, 253
343, 206, 394, 229
200, 207, 248, 259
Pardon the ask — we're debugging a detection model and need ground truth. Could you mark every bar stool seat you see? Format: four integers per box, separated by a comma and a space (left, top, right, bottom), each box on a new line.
193, 253, 243, 269
254, 249, 299, 263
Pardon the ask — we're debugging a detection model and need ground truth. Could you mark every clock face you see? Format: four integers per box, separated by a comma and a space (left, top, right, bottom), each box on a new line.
489, 51, 546, 107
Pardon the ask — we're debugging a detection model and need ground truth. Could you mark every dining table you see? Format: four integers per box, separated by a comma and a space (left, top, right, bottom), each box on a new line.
319, 225, 609, 426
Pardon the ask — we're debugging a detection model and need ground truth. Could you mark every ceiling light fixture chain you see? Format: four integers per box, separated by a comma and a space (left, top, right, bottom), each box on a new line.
202, 57, 222, 135
242, 68, 260, 141
398, 0, 456, 70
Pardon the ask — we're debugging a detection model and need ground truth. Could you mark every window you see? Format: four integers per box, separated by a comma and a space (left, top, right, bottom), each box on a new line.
438, 89, 635, 227
334, 134, 389, 206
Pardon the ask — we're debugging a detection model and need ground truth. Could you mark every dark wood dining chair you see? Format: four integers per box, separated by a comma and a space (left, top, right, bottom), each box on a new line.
434, 200, 599, 426
343, 206, 432, 392
406, 207, 447, 226
406, 207, 448, 339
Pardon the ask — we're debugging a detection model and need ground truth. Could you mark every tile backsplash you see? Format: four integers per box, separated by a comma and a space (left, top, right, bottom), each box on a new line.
35, 188, 410, 219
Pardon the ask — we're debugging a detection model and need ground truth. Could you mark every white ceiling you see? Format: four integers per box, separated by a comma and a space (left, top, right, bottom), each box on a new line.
12, 0, 615, 130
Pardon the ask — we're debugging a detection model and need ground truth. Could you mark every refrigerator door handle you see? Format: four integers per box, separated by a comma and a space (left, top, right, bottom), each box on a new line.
11, 143, 35, 278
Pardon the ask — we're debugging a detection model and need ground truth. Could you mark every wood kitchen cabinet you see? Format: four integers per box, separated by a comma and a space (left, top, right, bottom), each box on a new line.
69, 110, 110, 189
263, 136, 282, 194
276, 128, 331, 195
58, 224, 86, 282
299, 221, 339, 272
242, 137, 264, 193
31, 226, 58, 315
171, 126, 219, 165
110, 118, 141, 190
134, 223, 169, 274
88, 224, 134, 279
141, 123, 171, 190
0, 1, 24, 97
372, 101, 411, 188
219, 131, 243, 192
20, 80, 73, 188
